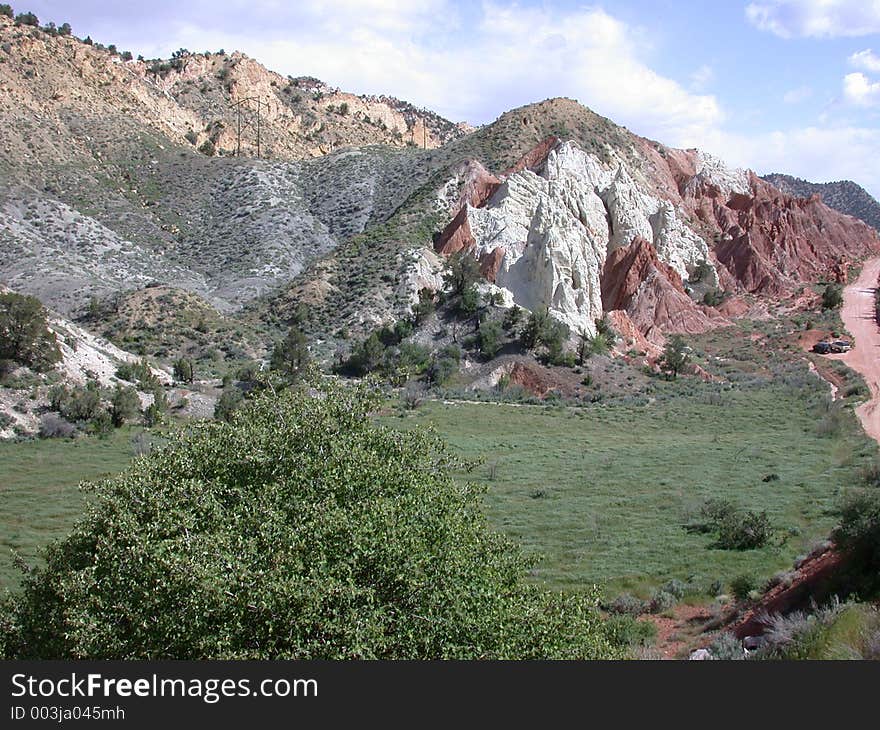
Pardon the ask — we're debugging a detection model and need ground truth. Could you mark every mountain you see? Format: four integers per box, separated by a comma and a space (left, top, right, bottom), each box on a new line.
282, 97, 879, 352
0, 14, 466, 319
2, 14, 879, 371
762, 174, 880, 232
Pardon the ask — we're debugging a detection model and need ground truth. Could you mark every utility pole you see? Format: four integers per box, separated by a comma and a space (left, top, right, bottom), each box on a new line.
232, 96, 264, 157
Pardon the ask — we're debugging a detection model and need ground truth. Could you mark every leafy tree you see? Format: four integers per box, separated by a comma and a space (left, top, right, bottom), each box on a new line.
14, 11, 38, 26
0, 381, 622, 659
478, 319, 503, 360
658, 335, 689, 379
443, 251, 481, 297
58, 22, 71, 36
109, 384, 140, 427
521, 307, 568, 361
213, 386, 243, 423
0, 292, 61, 372
459, 285, 480, 316
173, 357, 194, 384
411, 288, 436, 324
821, 283, 843, 310
344, 332, 385, 376
58, 381, 102, 423
426, 345, 461, 386
0, 6, 13, 19
270, 327, 310, 382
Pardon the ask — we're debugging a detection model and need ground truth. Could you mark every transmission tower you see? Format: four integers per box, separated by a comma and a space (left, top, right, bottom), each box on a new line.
232, 96, 266, 158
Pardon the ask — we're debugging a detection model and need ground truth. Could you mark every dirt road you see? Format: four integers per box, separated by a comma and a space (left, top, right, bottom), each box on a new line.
833, 257, 880, 444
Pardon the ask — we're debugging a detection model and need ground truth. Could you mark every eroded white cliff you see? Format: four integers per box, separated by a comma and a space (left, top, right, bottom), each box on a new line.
446, 140, 717, 337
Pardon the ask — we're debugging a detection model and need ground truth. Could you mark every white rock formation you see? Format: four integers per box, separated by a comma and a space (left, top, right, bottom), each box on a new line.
50, 316, 172, 388
450, 140, 717, 337
686, 150, 750, 198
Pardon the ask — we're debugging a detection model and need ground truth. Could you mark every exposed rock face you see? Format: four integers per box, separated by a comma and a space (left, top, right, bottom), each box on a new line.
601, 237, 722, 343
436, 140, 718, 338
704, 174, 880, 295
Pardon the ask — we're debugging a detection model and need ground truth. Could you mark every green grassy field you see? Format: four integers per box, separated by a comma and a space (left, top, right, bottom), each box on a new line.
0, 363, 874, 603
0, 428, 139, 590
387, 380, 876, 598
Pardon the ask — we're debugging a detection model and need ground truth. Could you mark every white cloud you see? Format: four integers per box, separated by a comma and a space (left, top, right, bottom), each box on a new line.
843, 72, 880, 106
783, 85, 813, 103
703, 125, 880, 197
850, 49, 880, 72
746, 0, 880, 38
690, 65, 715, 90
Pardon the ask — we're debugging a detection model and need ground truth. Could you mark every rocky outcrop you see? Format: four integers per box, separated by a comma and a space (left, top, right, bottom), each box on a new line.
436, 140, 718, 338
601, 237, 722, 343
707, 174, 880, 295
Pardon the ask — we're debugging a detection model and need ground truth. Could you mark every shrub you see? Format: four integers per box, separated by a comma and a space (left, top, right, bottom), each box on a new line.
38, 414, 76, 439
717, 510, 772, 550
478, 319, 503, 359
604, 615, 657, 648
426, 345, 460, 386
0, 380, 623, 659
213, 386, 243, 422
648, 590, 676, 614
709, 632, 744, 660
59, 381, 102, 423
14, 11, 38, 27
834, 488, 880, 563
88, 409, 114, 437
607, 593, 647, 616
110, 384, 140, 427
729, 574, 757, 602
0, 6, 12, 19
684, 498, 737, 534
173, 358, 194, 383
821, 283, 843, 310
660, 579, 688, 600
400, 382, 424, 410
0, 293, 61, 372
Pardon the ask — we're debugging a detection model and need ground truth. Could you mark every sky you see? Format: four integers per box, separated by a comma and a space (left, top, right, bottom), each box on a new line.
18, 0, 880, 197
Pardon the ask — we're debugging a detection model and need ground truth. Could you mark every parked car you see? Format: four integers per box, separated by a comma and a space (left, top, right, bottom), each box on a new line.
830, 340, 852, 353
813, 341, 832, 354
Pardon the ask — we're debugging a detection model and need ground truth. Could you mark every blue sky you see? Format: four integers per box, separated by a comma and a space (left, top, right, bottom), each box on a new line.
18, 1, 880, 196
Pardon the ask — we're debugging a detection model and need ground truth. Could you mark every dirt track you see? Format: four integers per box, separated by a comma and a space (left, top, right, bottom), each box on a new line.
833, 258, 880, 444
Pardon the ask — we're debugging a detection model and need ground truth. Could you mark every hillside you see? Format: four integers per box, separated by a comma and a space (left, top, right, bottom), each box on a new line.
762, 174, 880, 232
0, 13, 465, 318
275, 97, 880, 358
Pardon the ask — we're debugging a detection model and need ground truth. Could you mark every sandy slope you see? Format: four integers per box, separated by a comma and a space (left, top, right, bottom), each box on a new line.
834, 258, 880, 444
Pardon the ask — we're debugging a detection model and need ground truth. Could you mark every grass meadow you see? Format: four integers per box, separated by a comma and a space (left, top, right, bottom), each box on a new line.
0, 428, 139, 590
388, 380, 875, 599
0, 363, 873, 602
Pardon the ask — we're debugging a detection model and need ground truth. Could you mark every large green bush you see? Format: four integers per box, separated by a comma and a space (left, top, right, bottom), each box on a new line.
0, 380, 621, 659
0, 292, 61, 373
